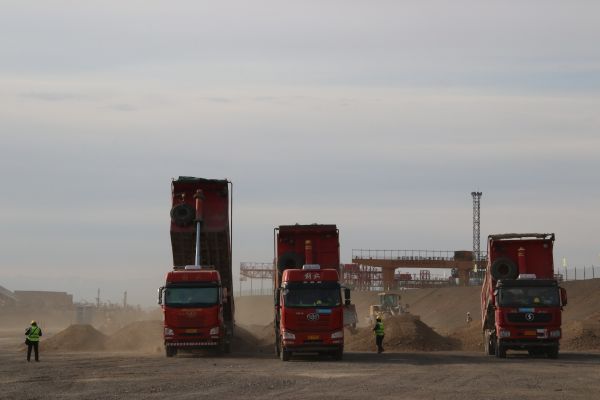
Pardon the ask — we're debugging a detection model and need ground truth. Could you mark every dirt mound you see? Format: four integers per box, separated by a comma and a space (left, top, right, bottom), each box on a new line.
562, 311, 600, 350
105, 320, 163, 353
42, 324, 108, 352
232, 323, 274, 354
448, 323, 483, 351
345, 314, 458, 352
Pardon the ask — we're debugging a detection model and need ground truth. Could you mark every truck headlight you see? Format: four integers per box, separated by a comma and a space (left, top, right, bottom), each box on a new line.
549, 329, 561, 338
164, 327, 174, 336
331, 331, 344, 339
499, 330, 511, 338
282, 331, 296, 340
209, 327, 220, 335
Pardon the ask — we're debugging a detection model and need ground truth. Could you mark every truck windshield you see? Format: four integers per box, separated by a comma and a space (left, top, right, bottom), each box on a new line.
498, 287, 560, 307
283, 287, 341, 308
165, 287, 218, 307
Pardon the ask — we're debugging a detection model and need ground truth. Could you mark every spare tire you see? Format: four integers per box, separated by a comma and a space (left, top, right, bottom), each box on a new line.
277, 252, 304, 270
491, 257, 518, 280
170, 203, 195, 226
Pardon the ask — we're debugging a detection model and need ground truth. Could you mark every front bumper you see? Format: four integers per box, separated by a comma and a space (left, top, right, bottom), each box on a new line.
165, 341, 219, 347
282, 344, 343, 353
500, 339, 559, 350
165, 337, 221, 348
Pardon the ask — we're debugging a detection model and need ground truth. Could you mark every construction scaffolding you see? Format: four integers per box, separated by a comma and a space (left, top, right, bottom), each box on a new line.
239, 262, 274, 295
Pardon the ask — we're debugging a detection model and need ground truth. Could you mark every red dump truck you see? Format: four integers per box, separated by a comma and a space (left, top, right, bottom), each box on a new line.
158, 177, 234, 357
481, 233, 567, 358
274, 224, 357, 361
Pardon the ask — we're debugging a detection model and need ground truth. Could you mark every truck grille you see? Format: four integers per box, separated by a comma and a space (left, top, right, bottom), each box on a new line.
295, 315, 332, 331
507, 313, 552, 323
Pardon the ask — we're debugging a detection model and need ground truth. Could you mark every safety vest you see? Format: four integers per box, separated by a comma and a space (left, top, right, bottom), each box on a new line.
375, 322, 384, 336
27, 326, 41, 342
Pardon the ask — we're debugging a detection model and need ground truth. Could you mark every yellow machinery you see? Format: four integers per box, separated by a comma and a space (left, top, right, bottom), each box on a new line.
368, 292, 405, 324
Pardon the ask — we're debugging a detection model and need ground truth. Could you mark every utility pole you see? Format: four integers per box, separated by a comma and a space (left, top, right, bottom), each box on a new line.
471, 192, 483, 270
96, 288, 101, 308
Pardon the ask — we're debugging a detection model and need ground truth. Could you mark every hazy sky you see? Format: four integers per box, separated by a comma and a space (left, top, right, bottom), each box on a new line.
1, 1, 599, 306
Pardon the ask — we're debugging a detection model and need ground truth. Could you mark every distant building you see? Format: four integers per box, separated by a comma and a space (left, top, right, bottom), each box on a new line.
0, 285, 17, 307
13, 290, 74, 309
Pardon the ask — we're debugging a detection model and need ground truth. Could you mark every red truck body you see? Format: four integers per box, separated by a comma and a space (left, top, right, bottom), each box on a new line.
481, 233, 567, 358
274, 224, 354, 361
158, 177, 234, 356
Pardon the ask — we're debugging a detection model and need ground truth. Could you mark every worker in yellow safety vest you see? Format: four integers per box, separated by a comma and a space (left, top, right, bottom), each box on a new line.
25, 320, 43, 362
373, 316, 385, 353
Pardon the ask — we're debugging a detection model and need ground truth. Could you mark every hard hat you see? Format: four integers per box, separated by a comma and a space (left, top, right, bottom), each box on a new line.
376, 316, 382, 321
31, 320, 37, 325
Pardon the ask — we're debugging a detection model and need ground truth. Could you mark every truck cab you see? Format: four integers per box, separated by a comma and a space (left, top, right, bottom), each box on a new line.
276, 266, 347, 361
159, 268, 228, 356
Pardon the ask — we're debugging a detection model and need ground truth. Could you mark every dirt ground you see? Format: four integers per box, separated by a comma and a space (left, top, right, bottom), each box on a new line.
2, 337, 600, 400
3, 279, 600, 399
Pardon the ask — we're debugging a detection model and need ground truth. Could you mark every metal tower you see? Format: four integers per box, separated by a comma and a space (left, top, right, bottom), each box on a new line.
471, 191, 482, 268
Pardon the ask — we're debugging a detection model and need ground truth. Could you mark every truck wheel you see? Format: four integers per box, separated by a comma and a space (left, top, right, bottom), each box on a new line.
280, 349, 291, 361
495, 342, 507, 358
484, 331, 495, 355
491, 257, 518, 280
333, 349, 343, 361
170, 204, 195, 226
220, 341, 231, 354
547, 346, 559, 359
277, 252, 304, 269
165, 346, 177, 357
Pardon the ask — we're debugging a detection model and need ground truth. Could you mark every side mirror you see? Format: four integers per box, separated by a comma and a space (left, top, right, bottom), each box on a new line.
274, 288, 281, 307
344, 287, 351, 306
158, 287, 164, 306
222, 287, 228, 303
560, 287, 567, 306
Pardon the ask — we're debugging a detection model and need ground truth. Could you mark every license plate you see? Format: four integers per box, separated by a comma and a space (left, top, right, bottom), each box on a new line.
307, 335, 320, 340
524, 331, 536, 336
185, 329, 198, 333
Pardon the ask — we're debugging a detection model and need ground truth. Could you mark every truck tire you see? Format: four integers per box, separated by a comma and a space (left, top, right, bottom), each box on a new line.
547, 346, 559, 359
277, 252, 304, 270
165, 346, 177, 357
491, 257, 519, 280
280, 349, 291, 361
495, 341, 507, 358
221, 341, 231, 354
333, 349, 343, 361
484, 332, 495, 356
170, 203, 195, 226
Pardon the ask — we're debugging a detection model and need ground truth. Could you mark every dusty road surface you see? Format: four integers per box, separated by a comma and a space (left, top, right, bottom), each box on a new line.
2, 339, 600, 400
4, 279, 600, 399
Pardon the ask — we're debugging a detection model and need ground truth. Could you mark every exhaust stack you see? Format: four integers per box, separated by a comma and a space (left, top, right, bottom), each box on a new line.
305, 240, 313, 265
518, 247, 527, 273
194, 189, 205, 267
